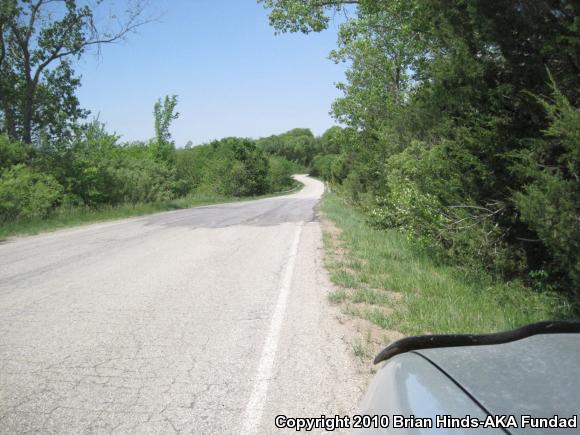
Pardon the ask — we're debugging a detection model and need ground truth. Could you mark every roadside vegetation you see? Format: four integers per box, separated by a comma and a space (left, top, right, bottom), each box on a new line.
0, 110, 301, 239
322, 193, 573, 337
0, 2, 302, 239
259, 0, 580, 318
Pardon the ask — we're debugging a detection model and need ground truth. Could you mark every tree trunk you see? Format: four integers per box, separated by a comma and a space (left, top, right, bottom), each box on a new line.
21, 70, 36, 143
2, 102, 17, 140
22, 91, 33, 144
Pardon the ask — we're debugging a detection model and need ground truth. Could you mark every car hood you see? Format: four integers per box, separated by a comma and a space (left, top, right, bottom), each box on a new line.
417, 333, 580, 434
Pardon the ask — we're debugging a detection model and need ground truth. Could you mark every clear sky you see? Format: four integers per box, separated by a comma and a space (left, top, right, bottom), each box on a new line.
74, 0, 348, 147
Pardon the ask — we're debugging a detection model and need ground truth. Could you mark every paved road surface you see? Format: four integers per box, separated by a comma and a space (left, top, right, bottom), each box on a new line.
0, 175, 364, 434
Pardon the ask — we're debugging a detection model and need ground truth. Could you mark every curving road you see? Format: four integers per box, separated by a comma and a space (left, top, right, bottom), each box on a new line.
0, 175, 364, 434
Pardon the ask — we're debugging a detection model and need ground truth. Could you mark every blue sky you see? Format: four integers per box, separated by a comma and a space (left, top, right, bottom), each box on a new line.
75, 0, 348, 147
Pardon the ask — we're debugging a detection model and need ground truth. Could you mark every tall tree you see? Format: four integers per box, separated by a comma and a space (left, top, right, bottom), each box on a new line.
152, 94, 179, 163
0, 0, 148, 144
259, 0, 580, 293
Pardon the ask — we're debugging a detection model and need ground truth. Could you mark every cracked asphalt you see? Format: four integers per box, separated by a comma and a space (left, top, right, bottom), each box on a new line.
0, 175, 365, 434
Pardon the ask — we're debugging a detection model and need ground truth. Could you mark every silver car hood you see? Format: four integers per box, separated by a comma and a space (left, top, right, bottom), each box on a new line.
358, 352, 501, 434
417, 333, 580, 434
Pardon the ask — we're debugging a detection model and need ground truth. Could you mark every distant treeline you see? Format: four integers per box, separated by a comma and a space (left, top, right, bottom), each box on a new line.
258, 0, 580, 303
0, 102, 299, 225
1, 2, 302, 229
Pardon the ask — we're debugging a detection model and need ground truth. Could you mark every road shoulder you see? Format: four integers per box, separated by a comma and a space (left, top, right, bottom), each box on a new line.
258, 219, 370, 434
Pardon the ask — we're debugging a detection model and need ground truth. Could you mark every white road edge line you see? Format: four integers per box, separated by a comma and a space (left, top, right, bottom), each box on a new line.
240, 222, 304, 435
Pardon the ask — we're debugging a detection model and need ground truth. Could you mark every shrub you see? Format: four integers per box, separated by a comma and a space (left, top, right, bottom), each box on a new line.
256, 128, 317, 166
0, 164, 63, 222
513, 85, 580, 292
310, 154, 338, 181
0, 135, 32, 169
229, 139, 269, 196
106, 158, 176, 204
267, 156, 297, 192
367, 140, 517, 274
177, 137, 270, 197
38, 124, 178, 207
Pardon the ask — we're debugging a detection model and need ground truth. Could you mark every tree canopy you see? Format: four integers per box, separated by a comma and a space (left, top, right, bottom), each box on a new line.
260, 0, 580, 298
0, 0, 147, 144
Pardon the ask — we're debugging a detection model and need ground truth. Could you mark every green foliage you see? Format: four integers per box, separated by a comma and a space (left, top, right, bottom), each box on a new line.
322, 192, 573, 335
62, 121, 121, 206
231, 138, 270, 195
256, 126, 353, 180
257, 0, 333, 33
310, 154, 338, 181
366, 139, 511, 275
513, 84, 580, 293
319, 126, 346, 154
152, 95, 179, 162
322, 194, 574, 335
176, 137, 270, 197
261, 0, 580, 302
106, 157, 176, 205
256, 128, 318, 167
267, 155, 299, 192
0, 164, 62, 222
0, 134, 31, 168
0, 0, 145, 143
30, 121, 172, 207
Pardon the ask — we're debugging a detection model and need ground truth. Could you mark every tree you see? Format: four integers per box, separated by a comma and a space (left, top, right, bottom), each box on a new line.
152, 95, 179, 162
0, 0, 148, 144
329, 4, 424, 133
259, 0, 580, 295
256, 128, 317, 166
257, 0, 363, 34
319, 126, 344, 154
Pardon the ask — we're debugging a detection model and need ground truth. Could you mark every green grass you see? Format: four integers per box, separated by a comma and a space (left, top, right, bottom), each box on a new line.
0, 181, 302, 240
322, 192, 575, 336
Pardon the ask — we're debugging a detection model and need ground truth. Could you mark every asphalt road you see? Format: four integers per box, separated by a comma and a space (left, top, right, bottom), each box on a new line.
0, 175, 364, 434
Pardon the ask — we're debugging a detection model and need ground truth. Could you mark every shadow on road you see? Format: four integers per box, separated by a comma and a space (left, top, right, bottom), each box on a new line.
144, 197, 320, 229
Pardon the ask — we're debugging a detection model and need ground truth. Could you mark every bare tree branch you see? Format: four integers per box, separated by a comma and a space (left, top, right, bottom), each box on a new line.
33, 10, 151, 85
0, 20, 6, 70
25, 0, 45, 43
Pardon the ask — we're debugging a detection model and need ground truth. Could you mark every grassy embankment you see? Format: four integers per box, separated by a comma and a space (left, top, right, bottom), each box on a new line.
321, 192, 574, 345
0, 181, 302, 240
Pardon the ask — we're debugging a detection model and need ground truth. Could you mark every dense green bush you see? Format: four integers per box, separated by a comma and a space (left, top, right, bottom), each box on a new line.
310, 154, 338, 181
514, 86, 580, 293
229, 138, 269, 196
176, 137, 270, 197
267, 156, 299, 192
106, 158, 176, 204
255, 126, 353, 181
256, 128, 318, 167
0, 164, 62, 222
363, 139, 520, 273
32, 122, 178, 207
0, 135, 32, 169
